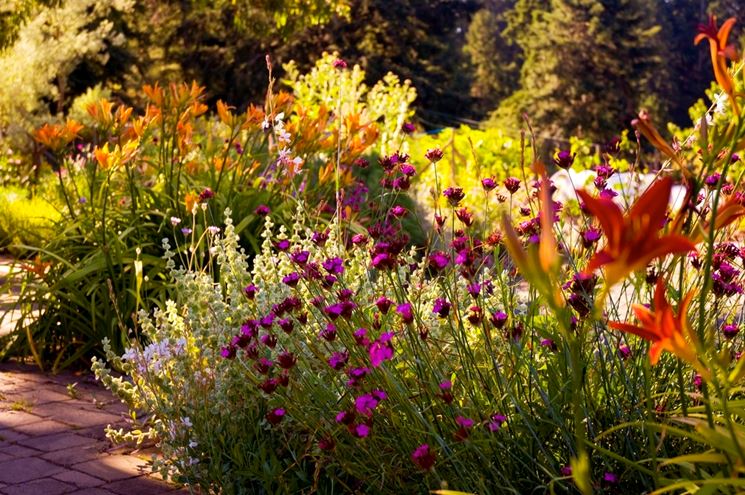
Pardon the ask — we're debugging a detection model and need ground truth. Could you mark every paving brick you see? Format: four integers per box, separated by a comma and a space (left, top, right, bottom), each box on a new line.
65, 489, 116, 495
3, 388, 73, 406
19, 432, 99, 452
52, 471, 105, 488
107, 475, 175, 495
0, 445, 41, 459
0, 429, 30, 443
0, 411, 43, 428
0, 457, 64, 484
12, 420, 69, 437
2, 477, 75, 495
41, 443, 107, 467
31, 403, 122, 429
72, 455, 148, 482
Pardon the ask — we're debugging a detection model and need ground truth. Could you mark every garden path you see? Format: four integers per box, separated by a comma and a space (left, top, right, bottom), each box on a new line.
0, 257, 191, 494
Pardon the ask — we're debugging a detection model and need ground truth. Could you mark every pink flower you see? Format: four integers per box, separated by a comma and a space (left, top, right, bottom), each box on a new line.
411, 444, 436, 470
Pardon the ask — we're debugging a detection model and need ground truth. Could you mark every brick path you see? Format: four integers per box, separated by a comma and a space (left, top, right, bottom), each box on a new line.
0, 255, 195, 493
0, 364, 192, 494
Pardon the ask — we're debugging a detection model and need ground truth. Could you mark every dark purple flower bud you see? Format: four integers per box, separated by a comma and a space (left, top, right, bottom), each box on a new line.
375, 296, 392, 314
491, 311, 508, 329
618, 344, 631, 360
259, 333, 277, 349
198, 188, 214, 202
705, 172, 721, 186
486, 413, 507, 432
254, 204, 271, 216
443, 187, 465, 206
254, 357, 273, 375
244, 341, 259, 359
581, 228, 601, 248
504, 177, 520, 194
467, 282, 481, 298
400, 164, 416, 176
282, 272, 301, 287
318, 436, 336, 450
602, 472, 619, 486
693, 373, 703, 390
353, 328, 369, 346
354, 157, 369, 168
258, 378, 278, 394
243, 284, 258, 299
277, 351, 297, 369
723, 322, 739, 339
553, 150, 575, 169
402, 122, 415, 134
351, 233, 367, 245
540, 338, 557, 351
481, 177, 497, 191
425, 148, 443, 162
260, 313, 274, 329
333, 58, 347, 69
278, 318, 294, 334
320, 323, 337, 342
335, 410, 354, 425
595, 164, 615, 179
467, 306, 483, 325
311, 229, 329, 246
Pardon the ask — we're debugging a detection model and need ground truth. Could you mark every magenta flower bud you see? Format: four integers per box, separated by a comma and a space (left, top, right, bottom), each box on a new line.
375, 296, 392, 314
504, 177, 520, 194
254, 204, 271, 216
552, 150, 575, 169
425, 148, 443, 162
443, 187, 465, 206
481, 177, 497, 191
411, 444, 435, 471
332, 58, 347, 69
396, 303, 414, 324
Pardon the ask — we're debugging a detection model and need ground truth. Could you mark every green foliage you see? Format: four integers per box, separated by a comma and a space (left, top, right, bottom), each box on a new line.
463, 5, 520, 107
492, 0, 668, 140
0, 0, 133, 142
284, 52, 417, 155
0, 185, 59, 252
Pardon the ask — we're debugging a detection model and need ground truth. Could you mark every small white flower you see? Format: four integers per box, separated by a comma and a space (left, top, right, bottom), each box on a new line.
170, 216, 182, 226
182, 417, 193, 428
207, 226, 221, 235
189, 440, 198, 448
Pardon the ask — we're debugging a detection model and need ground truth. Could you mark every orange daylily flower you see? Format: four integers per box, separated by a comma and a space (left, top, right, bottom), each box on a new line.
690, 194, 745, 244
578, 177, 696, 287
695, 16, 739, 114
609, 278, 699, 367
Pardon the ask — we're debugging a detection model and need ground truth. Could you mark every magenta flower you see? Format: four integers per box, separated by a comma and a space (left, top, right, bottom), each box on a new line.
353, 423, 371, 438
369, 334, 394, 367
375, 296, 393, 314
346, 367, 370, 387
411, 444, 436, 470
282, 272, 301, 287
400, 163, 416, 176
401, 122, 415, 134
618, 344, 631, 359
254, 358, 273, 375
428, 251, 450, 271
220, 345, 236, 359
336, 410, 354, 424
275, 239, 291, 251
254, 204, 271, 216
333, 58, 347, 69
504, 177, 520, 194
290, 250, 310, 265
432, 298, 451, 318
456, 416, 474, 429
389, 205, 407, 218
456, 207, 474, 227
328, 351, 350, 371
486, 413, 507, 432
355, 394, 382, 417
322, 257, 344, 274
266, 408, 285, 425
467, 282, 481, 298
396, 303, 414, 324
258, 378, 279, 394
259, 333, 277, 349
278, 318, 294, 334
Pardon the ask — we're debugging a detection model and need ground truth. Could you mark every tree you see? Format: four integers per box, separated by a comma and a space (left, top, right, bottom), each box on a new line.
492, 0, 669, 141
463, 2, 520, 111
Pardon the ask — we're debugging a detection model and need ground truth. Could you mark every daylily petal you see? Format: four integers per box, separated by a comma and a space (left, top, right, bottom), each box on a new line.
577, 190, 624, 249
628, 177, 672, 230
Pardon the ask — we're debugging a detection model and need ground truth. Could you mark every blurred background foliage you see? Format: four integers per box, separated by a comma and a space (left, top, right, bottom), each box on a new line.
1, 0, 742, 153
